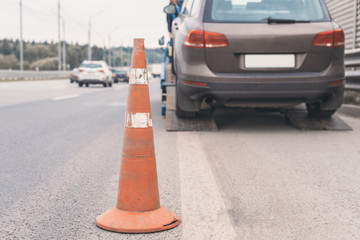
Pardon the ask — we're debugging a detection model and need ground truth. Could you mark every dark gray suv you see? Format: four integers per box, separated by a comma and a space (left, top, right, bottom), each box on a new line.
167, 0, 345, 118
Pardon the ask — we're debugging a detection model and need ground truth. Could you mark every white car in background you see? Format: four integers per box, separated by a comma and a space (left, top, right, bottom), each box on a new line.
78, 60, 113, 88
151, 64, 161, 78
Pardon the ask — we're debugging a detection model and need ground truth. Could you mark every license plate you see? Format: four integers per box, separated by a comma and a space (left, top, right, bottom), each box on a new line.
245, 54, 295, 68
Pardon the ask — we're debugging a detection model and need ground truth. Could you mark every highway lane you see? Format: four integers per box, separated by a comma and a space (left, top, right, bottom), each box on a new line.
1, 79, 360, 239
0, 79, 183, 240
0, 79, 126, 107
199, 110, 360, 239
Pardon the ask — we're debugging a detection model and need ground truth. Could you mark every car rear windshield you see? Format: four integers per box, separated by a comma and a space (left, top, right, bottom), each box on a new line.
80, 63, 102, 68
116, 71, 127, 74
204, 0, 330, 23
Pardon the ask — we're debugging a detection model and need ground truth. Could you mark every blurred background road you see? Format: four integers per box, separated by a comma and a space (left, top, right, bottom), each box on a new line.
0, 79, 360, 239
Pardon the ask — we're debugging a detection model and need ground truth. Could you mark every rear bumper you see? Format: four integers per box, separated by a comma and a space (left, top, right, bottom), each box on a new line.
184, 80, 342, 103
79, 79, 106, 84
114, 76, 129, 81
177, 73, 345, 111
78, 73, 107, 83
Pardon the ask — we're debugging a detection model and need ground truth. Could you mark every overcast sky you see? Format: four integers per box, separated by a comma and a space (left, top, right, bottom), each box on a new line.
1, 0, 171, 48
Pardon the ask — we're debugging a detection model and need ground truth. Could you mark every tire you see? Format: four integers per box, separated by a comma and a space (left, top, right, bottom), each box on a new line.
175, 78, 197, 118
78, 83, 83, 87
103, 83, 107, 88
85, 83, 89, 87
109, 82, 112, 87
306, 103, 336, 118
171, 47, 176, 75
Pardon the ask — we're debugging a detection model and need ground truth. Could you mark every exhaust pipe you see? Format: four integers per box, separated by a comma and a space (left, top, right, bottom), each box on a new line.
205, 97, 214, 104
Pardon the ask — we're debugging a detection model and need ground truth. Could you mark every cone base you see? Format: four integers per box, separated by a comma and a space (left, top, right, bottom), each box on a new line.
96, 207, 180, 233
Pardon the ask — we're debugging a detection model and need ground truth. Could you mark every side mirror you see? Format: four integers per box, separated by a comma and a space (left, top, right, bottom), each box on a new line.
158, 36, 165, 46
163, 4, 177, 14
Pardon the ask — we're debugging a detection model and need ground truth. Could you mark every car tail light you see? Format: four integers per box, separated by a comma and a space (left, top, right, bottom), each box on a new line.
204, 31, 229, 48
333, 29, 345, 47
98, 70, 105, 73
79, 69, 84, 72
184, 30, 204, 48
312, 29, 344, 47
112, 73, 116, 77
184, 30, 229, 48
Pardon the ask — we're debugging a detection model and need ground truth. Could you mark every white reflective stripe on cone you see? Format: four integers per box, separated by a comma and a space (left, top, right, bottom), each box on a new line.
125, 113, 153, 128
129, 69, 148, 85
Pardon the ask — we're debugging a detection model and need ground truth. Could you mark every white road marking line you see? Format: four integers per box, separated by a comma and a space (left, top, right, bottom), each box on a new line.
52, 94, 80, 101
178, 132, 237, 240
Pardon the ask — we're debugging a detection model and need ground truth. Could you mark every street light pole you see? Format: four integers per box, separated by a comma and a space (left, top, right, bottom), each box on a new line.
102, 39, 106, 61
118, 36, 130, 67
108, 35, 112, 67
62, 19, 66, 71
58, 0, 61, 70
19, 0, 23, 71
88, 21, 91, 60
120, 42, 123, 67
88, 11, 102, 61
108, 26, 120, 67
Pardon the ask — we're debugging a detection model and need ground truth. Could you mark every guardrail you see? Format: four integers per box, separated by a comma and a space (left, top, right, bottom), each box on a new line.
345, 49, 360, 91
0, 70, 71, 81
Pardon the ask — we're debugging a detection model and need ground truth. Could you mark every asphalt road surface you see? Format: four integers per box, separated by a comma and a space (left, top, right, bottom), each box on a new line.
1, 79, 360, 240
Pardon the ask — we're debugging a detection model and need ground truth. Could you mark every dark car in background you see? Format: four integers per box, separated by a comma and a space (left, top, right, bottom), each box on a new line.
111, 69, 129, 83
166, 0, 345, 118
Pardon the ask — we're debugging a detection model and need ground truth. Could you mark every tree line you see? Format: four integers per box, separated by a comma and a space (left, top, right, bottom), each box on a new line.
0, 39, 163, 70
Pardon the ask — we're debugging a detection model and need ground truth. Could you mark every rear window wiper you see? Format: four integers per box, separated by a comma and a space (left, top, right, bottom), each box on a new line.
265, 17, 310, 24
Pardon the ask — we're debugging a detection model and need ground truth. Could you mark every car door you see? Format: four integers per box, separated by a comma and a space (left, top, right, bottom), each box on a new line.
172, 0, 205, 74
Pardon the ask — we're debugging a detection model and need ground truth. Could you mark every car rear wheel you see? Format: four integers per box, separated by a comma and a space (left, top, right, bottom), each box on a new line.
78, 83, 83, 87
306, 103, 336, 118
85, 84, 89, 87
175, 79, 197, 119
109, 82, 112, 87
103, 83, 107, 88
171, 47, 176, 75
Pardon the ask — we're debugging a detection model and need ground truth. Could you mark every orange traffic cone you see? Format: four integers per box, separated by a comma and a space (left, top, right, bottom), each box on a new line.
96, 39, 180, 233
